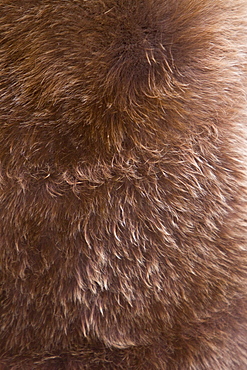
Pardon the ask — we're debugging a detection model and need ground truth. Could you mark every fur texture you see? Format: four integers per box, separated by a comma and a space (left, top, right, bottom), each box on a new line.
0, 0, 247, 368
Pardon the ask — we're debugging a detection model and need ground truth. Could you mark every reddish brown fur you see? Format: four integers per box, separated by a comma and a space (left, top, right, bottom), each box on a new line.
0, 0, 247, 369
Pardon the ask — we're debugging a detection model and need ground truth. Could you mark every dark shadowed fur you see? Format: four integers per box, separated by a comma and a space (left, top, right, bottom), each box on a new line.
0, 0, 247, 369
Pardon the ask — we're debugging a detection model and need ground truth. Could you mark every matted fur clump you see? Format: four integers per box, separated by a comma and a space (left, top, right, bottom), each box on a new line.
0, 0, 247, 369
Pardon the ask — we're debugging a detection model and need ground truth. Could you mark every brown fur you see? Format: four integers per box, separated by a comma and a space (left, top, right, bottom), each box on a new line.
0, 0, 247, 368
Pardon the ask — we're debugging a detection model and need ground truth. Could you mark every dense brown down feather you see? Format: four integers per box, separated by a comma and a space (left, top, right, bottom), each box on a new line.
0, 0, 247, 369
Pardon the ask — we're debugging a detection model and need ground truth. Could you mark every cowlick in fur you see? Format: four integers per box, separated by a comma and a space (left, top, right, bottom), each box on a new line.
0, 0, 247, 369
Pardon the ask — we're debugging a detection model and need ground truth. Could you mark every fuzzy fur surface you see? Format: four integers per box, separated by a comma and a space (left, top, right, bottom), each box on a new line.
0, 0, 247, 369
